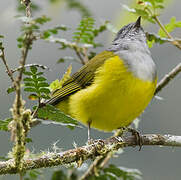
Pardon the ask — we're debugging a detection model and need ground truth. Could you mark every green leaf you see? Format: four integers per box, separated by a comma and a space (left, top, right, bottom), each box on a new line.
40, 95, 50, 99
37, 104, 78, 128
134, 8, 149, 18
49, 79, 60, 91
158, 17, 181, 37
23, 77, 34, 82
56, 25, 68, 31
30, 66, 38, 74
23, 66, 50, 101
51, 170, 67, 180
23, 71, 33, 76
50, 65, 72, 91
35, 15, 51, 25
37, 77, 46, 81
0, 156, 10, 161
24, 169, 42, 180
97, 173, 117, 180
72, 17, 107, 48
146, 32, 168, 47
66, 0, 92, 17
24, 87, 38, 93
24, 82, 35, 87
7, 86, 15, 94
104, 164, 142, 180
0, 118, 12, 131
25, 137, 33, 143
73, 17, 95, 44
39, 88, 51, 94
43, 31, 51, 39
49, 0, 59, 3
36, 72, 44, 76
32, 74, 37, 80
38, 82, 49, 87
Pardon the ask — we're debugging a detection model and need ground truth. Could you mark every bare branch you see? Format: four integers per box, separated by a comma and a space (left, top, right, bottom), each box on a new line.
10, 63, 49, 74
0, 48, 15, 83
0, 134, 180, 175
82, 47, 89, 63
73, 46, 86, 65
155, 62, 181, 94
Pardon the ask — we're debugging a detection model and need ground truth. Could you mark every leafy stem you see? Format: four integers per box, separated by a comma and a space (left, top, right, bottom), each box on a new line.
153, 16, 181, 49
73, 46, 86, 65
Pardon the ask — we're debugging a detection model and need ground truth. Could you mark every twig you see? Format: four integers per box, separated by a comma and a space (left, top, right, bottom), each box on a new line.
0, 48, 15, 83
31, 98, 41, 118
15, 0, 32, 114
154, 16, 181, 50
0, 134, 181, 175
155, 62, 181, 94
73, 46, 86, 65
80, 156, 103, 180
10, 63, 49, 74
82, 47, 89, 63
21, 0, 31, 17
80, 152, 113, 180
145, 32, 181, 44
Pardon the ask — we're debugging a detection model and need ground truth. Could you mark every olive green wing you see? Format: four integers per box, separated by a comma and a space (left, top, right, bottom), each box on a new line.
47, 51, 116, 105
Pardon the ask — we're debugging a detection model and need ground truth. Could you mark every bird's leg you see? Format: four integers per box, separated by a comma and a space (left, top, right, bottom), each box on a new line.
87, 120, 93, 144
88, 122, 91, 141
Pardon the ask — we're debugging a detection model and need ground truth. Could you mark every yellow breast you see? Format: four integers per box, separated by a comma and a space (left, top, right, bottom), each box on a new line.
57, 56, 157, 131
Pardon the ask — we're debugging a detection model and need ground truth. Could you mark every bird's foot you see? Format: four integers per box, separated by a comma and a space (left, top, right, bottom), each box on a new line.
117, 127, 143, 151
127, 127, 143, 151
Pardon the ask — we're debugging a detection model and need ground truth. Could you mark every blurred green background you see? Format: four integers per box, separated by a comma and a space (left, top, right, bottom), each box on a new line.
0, 0, 181, 179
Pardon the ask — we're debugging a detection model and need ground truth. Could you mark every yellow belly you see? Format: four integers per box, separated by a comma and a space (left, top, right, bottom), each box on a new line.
56, 56, 157, 131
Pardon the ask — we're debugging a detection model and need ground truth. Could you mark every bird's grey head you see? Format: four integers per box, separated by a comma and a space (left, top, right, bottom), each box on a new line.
108, 16, 149, 53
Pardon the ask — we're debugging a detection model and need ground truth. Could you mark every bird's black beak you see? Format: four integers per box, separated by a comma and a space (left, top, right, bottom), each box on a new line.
134, 16, 141, 28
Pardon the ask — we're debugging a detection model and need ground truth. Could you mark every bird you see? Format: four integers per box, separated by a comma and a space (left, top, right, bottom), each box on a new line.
46, 16, 157, 140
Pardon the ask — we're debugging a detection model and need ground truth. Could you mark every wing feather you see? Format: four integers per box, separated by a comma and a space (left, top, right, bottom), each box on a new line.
46, 51, 116, 105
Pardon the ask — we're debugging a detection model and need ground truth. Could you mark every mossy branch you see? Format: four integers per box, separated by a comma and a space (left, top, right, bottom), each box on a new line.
0, 134, 181, 175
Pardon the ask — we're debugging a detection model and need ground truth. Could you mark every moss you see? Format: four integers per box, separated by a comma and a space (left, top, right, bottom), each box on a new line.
10, 95, 32, 172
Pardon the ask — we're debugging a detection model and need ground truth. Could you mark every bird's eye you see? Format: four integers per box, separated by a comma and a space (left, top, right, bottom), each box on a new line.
113, 43, 118, 45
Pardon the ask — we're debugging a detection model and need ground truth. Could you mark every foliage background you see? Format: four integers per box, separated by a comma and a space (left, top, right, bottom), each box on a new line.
0, 0, 181, 179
